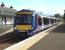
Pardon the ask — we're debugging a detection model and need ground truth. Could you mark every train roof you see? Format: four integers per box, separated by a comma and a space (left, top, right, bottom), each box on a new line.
16, 9, 34, 13
16, 9, 60, 20
39, 15, 60, 20
39, 15, 51, 18
18, 9, 33, 12
16, 9, 35, 14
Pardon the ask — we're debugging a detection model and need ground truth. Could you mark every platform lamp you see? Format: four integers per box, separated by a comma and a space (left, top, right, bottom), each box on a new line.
1, 2, 5, 7
10, 5, 13, 24
1, 2, 6, 25
10, 5, 13, 9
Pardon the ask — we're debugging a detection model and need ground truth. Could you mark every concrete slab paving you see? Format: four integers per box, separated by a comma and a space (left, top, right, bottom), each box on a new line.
28, 24, 65, 50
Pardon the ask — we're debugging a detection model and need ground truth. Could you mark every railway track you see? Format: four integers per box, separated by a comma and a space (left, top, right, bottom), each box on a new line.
0, 32, 24, 50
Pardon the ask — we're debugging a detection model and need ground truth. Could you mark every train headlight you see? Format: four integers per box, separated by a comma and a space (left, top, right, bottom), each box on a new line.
14, 27, 16, 29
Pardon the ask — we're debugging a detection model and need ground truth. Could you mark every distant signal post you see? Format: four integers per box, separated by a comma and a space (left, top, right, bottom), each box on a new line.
63, 10, 65, 22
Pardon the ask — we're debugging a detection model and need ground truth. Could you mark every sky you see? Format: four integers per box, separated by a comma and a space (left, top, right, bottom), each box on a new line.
0, 0, 65, 15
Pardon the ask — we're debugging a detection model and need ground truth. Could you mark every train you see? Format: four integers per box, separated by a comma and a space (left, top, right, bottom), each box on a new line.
14, 9, 59, 38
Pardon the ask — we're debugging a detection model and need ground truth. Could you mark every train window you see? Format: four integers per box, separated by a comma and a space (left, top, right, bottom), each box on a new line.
25, 14, 32, 24
38, 17, 42, 26
43, 18, 49, 25
15, 15, 24, 24
15, 14, 32, 24
50, 19, 54, 24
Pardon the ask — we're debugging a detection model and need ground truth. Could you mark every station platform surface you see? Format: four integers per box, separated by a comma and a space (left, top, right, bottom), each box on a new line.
28, 24, 65, 50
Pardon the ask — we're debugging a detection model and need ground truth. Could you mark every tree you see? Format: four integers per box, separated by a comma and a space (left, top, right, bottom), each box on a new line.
53, 13, 64, 22
53, 13, 61, 18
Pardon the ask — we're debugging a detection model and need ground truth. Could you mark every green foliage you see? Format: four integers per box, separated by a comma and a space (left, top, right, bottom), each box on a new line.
53, 13, 62, 18
53, 13, 63, 22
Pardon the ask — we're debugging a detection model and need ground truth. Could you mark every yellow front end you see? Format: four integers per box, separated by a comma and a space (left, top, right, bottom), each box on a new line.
16, 25, 32, 32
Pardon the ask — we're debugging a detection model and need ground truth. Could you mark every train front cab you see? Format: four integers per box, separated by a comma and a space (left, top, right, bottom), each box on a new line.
14, 11, 34, 38
14, 11, 38, 38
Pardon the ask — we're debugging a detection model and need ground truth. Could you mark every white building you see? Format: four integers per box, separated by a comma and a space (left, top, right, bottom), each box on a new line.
0, 2, 17, 25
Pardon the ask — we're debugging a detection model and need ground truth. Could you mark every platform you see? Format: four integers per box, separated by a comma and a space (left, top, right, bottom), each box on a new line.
4, 23, 65, 50
28, 24, 65, 50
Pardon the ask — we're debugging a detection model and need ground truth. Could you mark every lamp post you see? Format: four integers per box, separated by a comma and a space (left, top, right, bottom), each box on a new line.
10, 5, 13, 9
1, 2, 5, 7
1, 2, 6, 26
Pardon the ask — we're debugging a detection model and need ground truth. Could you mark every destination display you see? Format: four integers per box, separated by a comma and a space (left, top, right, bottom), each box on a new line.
16, 12, 32, 14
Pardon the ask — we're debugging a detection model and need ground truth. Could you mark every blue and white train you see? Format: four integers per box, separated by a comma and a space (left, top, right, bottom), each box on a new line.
14, 9, 59, 38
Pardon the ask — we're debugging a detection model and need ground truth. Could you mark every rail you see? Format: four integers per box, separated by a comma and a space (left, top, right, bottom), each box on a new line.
0, 28, 13, 36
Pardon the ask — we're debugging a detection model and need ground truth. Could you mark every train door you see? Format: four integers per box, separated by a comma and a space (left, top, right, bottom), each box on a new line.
37, 16, 42, 31
50, 19, 54, 25
38, 17, 42, 26
43, 17, 49, 25
43, 17, 50, 28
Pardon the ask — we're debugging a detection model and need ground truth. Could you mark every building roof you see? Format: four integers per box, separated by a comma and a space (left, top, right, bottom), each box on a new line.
0, 6, 17, 13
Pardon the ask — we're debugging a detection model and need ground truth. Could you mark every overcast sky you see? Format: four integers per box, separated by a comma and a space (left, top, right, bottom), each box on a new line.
0, 0, 65, 15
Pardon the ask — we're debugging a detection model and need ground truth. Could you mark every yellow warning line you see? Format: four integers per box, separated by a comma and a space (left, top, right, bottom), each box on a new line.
4, 23, 62, 50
